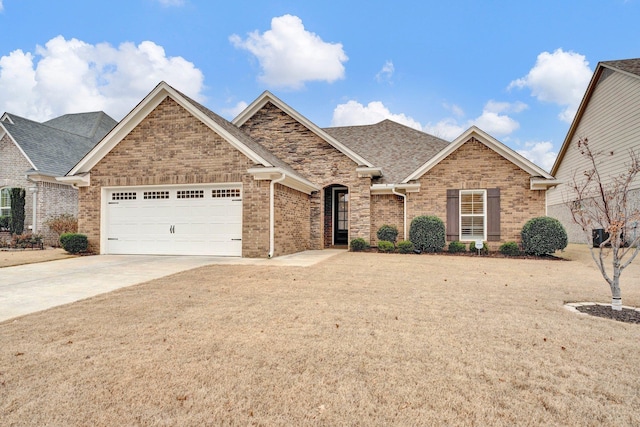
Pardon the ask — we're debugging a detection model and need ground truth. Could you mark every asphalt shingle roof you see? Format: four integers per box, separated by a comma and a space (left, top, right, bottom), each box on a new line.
2, 112, 116, 176
602, 58, 640, 77
323, 119, 451, 184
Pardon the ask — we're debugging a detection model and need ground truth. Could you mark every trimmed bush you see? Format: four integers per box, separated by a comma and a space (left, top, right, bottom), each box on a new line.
376, 224, 399, 244
469, 240, 489, 254
60, 233, 88, 254
409, 215, 445, 252
397, 240, 415, 254
44, 214, 78, 239
377, 240, 395, 253
499, 241, 521, 256
521, 216, 568, 256
9, 188, 26, 235
448, 240, 466, 253
350, 237, 368, 252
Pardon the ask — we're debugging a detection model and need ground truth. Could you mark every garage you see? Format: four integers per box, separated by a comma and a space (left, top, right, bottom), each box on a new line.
104, 185, 242, 256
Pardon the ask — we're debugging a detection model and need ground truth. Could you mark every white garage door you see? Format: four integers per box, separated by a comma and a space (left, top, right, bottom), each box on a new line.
105, 185, 242, 256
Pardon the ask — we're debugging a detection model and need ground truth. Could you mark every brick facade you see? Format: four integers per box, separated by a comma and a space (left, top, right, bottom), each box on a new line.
78, 97, 271, 256
239, 102, 371, 248
274, 183, 310, 256
407, 137, 546, 250
1, 132, 79, 244
370, 194, 405, 244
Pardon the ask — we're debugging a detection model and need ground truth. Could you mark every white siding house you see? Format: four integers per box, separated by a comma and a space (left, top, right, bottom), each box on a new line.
547, 59, 640, 243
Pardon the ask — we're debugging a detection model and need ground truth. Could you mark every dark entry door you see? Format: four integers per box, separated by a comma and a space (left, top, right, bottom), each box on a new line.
334, 189, 348, 245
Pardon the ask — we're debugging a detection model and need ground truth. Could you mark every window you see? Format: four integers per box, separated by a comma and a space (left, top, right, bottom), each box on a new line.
460, 190, 486, 241
144, 191, 170, 200
177, 190, 204, 199
112, 192, 137, 200
1, 188, 11, 217
212, 188, 241, 198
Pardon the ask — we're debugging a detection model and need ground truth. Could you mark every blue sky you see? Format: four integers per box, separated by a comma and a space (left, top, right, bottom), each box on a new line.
1, 0, 639, 171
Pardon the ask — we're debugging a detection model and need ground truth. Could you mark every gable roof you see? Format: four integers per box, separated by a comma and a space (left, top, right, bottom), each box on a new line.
0, 111, 116, 176
67, 82, 318, 193
551, 58, 640, 175
232, 91, 375, 168
404, 126, 555, 184
323, 119, 450, 184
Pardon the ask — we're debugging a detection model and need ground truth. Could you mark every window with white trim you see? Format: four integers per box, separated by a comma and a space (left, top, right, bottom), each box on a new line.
460, 190, 486, 241
1, 188, 12, 217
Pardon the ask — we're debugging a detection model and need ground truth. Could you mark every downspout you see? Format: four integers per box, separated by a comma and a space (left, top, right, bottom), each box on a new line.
392, 186, 407, 240
26, 177, 38, 234
268, 173, 286, 258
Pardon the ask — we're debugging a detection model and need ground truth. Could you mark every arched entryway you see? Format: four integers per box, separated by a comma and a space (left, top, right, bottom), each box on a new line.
323, 184, 349, 247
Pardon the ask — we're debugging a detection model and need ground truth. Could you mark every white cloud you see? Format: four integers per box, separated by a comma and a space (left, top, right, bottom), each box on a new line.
423, 118, 465, 141
221, 100, 248, 119
230, 14, 348, 89
375, 60, 394, 83
331, 100, 422, 130
0, 35, 205, 121
509, 48, 592, 123
517, 141, 557, 171
0, 1, 4, 12
331, 99, 524, 140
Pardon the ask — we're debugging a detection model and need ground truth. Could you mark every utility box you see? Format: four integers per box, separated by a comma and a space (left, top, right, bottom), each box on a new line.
592, 229, 608, 247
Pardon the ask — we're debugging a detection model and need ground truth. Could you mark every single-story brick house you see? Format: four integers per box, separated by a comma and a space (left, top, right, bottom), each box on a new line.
63, 81, 558, 257
0, 111, 116, 244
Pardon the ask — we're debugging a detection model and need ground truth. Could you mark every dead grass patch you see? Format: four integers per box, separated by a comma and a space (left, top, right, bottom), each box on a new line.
1, 245, 639, 425
0, 248, 74, 268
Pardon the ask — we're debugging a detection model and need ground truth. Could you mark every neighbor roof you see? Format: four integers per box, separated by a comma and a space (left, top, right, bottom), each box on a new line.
601, 58, 640, 77
1, 112, 116, 176
323, 120, 450, 184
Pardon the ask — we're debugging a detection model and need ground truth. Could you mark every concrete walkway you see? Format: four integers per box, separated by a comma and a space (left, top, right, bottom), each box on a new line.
0, 249, 345, 323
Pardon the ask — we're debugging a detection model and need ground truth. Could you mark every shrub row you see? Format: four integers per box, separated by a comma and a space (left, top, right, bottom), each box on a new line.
351, 216, 568, 256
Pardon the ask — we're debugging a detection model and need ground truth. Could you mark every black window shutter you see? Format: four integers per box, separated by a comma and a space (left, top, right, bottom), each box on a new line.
446, 189, 459, 241
487, 188, 500, 241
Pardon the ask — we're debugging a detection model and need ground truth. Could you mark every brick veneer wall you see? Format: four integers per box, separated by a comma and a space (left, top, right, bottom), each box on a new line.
407, 137, 546, 250
370, 194, 405, 245
78, 97, 270, 256
274, 183, 310, 256
239, 102, 372, 248
37, 181, 79, 245
0, 133, 34, 231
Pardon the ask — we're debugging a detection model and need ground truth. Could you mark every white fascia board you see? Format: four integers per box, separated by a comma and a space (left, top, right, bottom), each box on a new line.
370, 182, 421, 194
0, 113, 14, 124
234, 91, 374, 168
26, 172, 62, 184
356, 166, 383, 177
403, 126, 555, 183
248, 167, 319, 194
56, 174, 90, 187
530, 178, 562, 190
69, 82, 272, 176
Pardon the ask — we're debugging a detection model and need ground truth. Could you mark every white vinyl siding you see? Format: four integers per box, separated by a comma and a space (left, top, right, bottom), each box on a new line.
460, 190, 486, 241
548, 68, 640, 207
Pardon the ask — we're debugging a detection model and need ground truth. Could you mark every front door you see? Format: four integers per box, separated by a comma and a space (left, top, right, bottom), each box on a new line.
333, 188, 348, 245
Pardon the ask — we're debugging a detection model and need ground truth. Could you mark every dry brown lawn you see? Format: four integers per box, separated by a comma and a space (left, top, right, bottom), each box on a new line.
1, 245, 639, 426
0, 248, 74, 268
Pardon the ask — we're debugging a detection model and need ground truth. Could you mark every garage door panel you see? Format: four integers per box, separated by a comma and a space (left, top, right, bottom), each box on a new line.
105, 185, 242, 256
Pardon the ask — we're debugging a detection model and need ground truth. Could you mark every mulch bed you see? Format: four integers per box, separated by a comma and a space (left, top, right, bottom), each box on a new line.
576, 304, 640, 324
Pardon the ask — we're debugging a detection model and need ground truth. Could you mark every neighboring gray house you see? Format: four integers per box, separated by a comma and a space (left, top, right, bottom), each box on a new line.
0, 111, 117, 243
547, 58, 640, 243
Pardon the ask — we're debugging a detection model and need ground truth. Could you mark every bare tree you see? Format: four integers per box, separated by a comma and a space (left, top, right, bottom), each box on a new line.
569, 138, 640, 311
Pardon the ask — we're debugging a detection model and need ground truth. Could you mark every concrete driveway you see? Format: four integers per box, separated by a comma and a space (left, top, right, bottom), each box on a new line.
0, 250, 344, 323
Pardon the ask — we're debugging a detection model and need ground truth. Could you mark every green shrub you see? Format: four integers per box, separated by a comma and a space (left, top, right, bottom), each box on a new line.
376, 224, 399, 244
499, 241, 521, 256
448, 240, 466, 253
350, 237, 368, 252
9, 188, 26, 235
409, 215, 445, 252
469, 240, 489, 254
60, 233, 88, 254
521, 217, 568, 256
397, 240, 415, 254
377, 240, 395, 253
